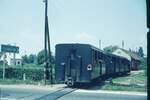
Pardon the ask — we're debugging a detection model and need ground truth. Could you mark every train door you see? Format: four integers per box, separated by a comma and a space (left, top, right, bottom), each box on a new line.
99, 60, 102, 75
76, 56, 82, 82
60, 62, 66, 81
66, 49, 81, 86
99, 60, 106, 75
102, 61, 106, 75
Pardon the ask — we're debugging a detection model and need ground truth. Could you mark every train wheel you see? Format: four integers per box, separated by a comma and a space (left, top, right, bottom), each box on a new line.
67, 78, 74, 87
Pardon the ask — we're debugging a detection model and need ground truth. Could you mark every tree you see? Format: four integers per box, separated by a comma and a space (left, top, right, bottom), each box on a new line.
0, 52, 2, 58
103, 45, 119, 54
37, 50, 45, 65
22, 54, 37, 65
22, 55, 29, 64
140, 57, 147, 75
37, 49, 55, 65
138, 46, 144, 57
28, 54, 37, 64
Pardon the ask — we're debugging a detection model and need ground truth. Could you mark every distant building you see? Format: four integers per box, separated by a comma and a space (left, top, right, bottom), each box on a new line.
0, 44, 21, 66
112, 48, 141, 70
0, 53, 22, 66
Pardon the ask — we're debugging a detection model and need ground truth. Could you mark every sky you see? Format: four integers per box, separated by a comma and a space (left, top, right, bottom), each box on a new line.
0, 0, 147, 56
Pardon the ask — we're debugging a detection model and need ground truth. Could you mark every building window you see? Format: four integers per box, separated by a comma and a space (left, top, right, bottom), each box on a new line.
17, 61, 20, 65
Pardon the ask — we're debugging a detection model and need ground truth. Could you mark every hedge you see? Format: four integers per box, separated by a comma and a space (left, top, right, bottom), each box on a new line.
0, 67, 44, 81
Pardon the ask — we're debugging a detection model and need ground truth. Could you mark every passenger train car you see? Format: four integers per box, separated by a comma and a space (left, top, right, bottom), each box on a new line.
55, 44, 130, 86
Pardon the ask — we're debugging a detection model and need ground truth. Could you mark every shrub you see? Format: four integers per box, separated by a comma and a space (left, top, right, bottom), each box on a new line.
0, 67, 44, 81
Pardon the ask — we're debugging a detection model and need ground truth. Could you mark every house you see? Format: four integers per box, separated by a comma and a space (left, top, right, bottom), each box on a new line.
0, 53, 22, 66
112, 48, 141, 70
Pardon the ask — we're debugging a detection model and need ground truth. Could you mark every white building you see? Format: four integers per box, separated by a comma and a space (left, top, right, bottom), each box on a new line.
112, 48, 141, 70
0, 53, 22, 66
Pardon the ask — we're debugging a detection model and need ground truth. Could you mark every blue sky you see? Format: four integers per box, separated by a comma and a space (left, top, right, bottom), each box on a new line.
0, 0, 147, 56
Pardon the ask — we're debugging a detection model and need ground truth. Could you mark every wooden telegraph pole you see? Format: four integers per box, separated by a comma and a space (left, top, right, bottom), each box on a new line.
146, 0, 150, 98
43, 0, 53, 85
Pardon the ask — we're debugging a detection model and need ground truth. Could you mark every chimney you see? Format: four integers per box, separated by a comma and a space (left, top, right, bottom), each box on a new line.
122, 40, 124, 49
99, 40, 101, 49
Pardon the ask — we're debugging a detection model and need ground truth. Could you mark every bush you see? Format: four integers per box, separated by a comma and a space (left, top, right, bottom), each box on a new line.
0, 67, 44, 81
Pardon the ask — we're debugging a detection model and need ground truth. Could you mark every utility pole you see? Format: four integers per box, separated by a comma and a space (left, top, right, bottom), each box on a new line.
43, 0, 53, 85
146, 0, 150, 98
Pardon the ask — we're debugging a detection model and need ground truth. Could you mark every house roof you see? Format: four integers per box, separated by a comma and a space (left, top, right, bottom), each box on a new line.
117, 48, 141, 61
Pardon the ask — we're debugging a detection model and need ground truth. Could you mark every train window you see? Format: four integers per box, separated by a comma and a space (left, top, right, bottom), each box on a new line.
92, 49, 101, 65
95, 51, 97, 60
94, 50, 99, 62
97, 51, 99, 60
94, 50, 97, 64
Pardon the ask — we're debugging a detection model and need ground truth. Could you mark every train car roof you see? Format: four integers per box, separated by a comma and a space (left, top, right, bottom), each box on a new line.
56, 43, 91, 47
56, 43, 103, 51
56, 43, 129, 61
85, 44, 129, 61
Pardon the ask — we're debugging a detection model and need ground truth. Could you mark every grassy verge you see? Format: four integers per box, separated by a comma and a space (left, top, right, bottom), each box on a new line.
101, 70, 147, 92
113, 70, 147, 85
0, 79, 45, 85
101, 84, 147, 92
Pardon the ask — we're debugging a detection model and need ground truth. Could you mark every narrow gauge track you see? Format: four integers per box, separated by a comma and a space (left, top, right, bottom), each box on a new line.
36, 87, 77, 100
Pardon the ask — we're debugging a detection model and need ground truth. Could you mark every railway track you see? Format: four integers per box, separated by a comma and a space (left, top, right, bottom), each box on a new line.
36, 87, 77, 100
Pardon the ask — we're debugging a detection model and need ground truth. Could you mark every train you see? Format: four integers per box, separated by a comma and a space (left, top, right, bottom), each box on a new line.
55, 43, 131, 86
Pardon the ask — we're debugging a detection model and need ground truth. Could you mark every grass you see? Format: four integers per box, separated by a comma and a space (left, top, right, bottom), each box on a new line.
113, 70, 147, 85
0, 67, 147, 92
101, 84, 147, 92
101, 70, 147, 92
0, 79, 45, 85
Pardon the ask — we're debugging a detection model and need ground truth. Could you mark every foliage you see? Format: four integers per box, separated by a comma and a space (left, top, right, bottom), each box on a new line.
22, 54, 37, 64
140, 57, 147, 68
22, 55, 29, 64
22, 64, 41, 68
0, 52, 2, 58
28, 54, 37, 64
140, 57, 147, 75
0, 67, 44, 81
139, 57, 147, 75
37, 50, 45, 65
137, 46, 144, 57
103, 45, 119, 53
0, 64, 56, 84
37, 49, 55, 65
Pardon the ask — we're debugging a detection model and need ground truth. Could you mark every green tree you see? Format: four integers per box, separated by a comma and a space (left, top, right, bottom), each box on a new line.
138, 47, 144, 57
103, 45, 119, 53
28, 54, 37, 64
140, 57, 147, 75
37, 50, 55, 65
22, 55, 29, 64
37, 50, 45, 65
0, 52, 2, 58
